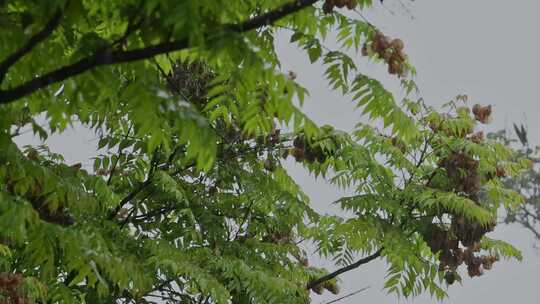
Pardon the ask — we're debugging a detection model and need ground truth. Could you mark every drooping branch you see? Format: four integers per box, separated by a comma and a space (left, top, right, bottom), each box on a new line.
0, 10, 63, 83
306, 248, 382, 290
0, 0, 321, 105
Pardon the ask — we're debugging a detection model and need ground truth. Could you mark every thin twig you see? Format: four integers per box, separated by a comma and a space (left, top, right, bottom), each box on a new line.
233, 200, 255, 241
323, 286, 370, 304
107, 125, 133, 185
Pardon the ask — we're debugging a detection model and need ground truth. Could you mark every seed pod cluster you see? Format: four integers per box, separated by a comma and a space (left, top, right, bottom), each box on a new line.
262, 230, 293, 245
424, 223, 499, 284
322, 0, 358, 14
426, 154, 500, 280
290, 135, 327, 164
390, 136, 407, 153
469, 131, 484, 144
423, 102, 506, 283
362, 31, 408, 76
452, 216, 495, 247
166, 60, 215, 104
0, 272, 29, 304
439, 151, 480, 195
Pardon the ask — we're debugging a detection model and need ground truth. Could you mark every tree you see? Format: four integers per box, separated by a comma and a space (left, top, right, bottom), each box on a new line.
0, 1, 528, 303
496, 125, 540, 240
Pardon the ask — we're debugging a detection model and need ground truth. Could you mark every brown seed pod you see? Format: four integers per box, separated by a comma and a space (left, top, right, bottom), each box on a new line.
375, 32, 389, 51
496, 166, 506, 178
305, 149, 317, 163
292, 148, 305, 161
469, 131, 484, 144
335, 0, 346, 8
371, 39, 380, 53
390, 52, 403, 64
388, 64, 397, 75
383, 49, 393, 61
323, 1, 334, 14
389, 60, 401, 75
361, 44, 369, 56
264, 158, 276, 172
482, 256, 498, 270
288, 70, 297, 80
26, 148, 39, 161
396, 49, 408, 62
346, 0, 357, 9
390, 38, 405, 51
472, 104, 492, 124
293, 136, 305, 149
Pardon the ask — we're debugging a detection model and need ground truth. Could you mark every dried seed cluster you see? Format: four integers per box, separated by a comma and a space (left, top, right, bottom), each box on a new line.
430, 149, 499, 282
362, 31, 408, 76
424, 103, 504, 284
287, 135, 327, 164
322, 0, 358, 14
424, 225, 499, 284
0, 272, 29, 304
439, 151, 480, 195
166, 60, 215, 103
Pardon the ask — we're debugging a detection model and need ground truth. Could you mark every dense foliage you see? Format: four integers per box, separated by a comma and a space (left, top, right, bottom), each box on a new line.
0, 1, 529, 303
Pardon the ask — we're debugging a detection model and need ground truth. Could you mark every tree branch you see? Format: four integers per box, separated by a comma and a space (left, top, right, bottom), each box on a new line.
108, 178, 153, 220
324, 286, 370, 304
306, 248, 382, 290
230, 0, 318, 32
0, 0, 321, 105
108, 149, 160, 220
107, 125, 133, 185
0, 10, 62, 83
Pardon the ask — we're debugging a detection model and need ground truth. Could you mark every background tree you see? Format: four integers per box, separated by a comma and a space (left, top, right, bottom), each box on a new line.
494, 125, 540, 240
0, 1, 528, 303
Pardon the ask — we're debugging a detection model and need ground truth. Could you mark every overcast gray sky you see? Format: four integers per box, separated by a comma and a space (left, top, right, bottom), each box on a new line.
14, 1, 540, 303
